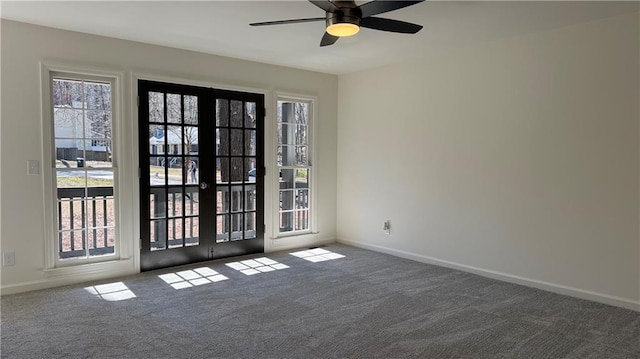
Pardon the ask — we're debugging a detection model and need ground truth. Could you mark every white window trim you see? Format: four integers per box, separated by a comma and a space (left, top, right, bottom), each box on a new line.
271, 92, 318, 239
40, 61, 132, 272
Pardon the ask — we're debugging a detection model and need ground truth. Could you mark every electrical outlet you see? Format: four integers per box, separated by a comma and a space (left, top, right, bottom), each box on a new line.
3, 252, 16, 266
383, 220, 391, 235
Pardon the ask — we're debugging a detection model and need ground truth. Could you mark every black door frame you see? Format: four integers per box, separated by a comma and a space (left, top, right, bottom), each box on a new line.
138, 80, 265, 271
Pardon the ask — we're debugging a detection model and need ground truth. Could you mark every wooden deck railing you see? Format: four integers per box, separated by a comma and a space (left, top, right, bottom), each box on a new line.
57, 187, 115, 259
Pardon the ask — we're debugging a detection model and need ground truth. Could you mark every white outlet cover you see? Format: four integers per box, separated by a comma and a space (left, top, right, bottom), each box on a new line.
27, 160, 40, 175
3, 252, 16, 266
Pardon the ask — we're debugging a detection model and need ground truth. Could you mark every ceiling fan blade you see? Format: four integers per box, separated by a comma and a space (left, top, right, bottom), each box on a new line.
360, 17, 423, 34
359, 0, 425, 18
320, 32, 339, 47
250, 17, 325, 26
308, 0, 338, 12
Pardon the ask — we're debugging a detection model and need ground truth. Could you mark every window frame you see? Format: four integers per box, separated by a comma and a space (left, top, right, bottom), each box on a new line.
272, 93, 318, 238
41, 63, 127, 269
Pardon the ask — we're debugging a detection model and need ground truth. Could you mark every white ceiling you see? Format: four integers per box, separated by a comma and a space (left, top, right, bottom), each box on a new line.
1, 1, 638, 75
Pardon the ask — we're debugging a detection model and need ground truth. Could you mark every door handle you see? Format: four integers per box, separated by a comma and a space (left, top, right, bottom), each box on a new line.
200, 182, 209, 190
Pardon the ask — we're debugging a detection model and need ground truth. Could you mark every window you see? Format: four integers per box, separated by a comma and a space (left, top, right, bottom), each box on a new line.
50, 74, 117, 262
276, 98, 312, 234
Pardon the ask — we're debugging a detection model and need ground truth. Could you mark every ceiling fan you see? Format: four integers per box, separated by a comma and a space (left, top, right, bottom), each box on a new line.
250, 0, 425, 47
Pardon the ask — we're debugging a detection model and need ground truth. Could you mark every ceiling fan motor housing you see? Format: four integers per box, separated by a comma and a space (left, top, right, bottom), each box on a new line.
326, 1, 362, 28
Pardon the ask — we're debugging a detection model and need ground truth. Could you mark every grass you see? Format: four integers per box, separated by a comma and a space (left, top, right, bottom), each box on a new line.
150, 165, 183, 177
57, 177, 113, 188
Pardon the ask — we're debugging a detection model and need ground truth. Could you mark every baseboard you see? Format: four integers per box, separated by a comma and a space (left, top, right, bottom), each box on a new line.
1, 265, 137, 296
1, 238, 339, 296
267, 235, 337, 253
337, 238, 640, 312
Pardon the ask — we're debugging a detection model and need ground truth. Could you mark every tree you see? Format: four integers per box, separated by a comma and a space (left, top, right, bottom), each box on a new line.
52, 79, 112, 162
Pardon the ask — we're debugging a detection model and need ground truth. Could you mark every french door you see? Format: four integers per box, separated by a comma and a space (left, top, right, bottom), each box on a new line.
138, 80, 264, 271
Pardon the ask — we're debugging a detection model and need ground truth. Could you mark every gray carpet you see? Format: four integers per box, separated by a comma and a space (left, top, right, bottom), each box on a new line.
1, 244, 638, 358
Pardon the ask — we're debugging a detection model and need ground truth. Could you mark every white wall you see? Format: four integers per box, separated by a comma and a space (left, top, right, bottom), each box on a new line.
337, 13, 639, 310
0, 20, 338, 292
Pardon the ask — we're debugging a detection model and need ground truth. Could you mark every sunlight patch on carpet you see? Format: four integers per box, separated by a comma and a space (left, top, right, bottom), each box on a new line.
290, 248, 345, 262
225, 257, 289, 275
158, 267, 228, 289
85, 282, 136, 301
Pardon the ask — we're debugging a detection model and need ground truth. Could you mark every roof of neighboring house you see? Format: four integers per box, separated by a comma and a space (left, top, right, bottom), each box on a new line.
149, 128, 198, 145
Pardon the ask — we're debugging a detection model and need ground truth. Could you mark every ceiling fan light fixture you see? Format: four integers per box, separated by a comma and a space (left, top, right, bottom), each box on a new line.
326, 22, 360, 37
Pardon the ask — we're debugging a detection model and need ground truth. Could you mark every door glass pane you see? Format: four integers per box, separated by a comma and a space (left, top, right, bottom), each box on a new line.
168, 218, 183, 248
217, 188, 229, 213
184, 95, 198, 125
184, 127, 198, 155
230, 158, 243, 182
231, 186, 243, 212
216, 99, 229, 127
185, 217, 199, 246
141, 84, 263, 270
149, 157, 166, 186
148, 92, 164, 123
151, 220, 166, 251
217, 128, 228, 156
166, 126, 183, 155
245, 102, 256, 128
217, 158, 229, 184
230, 213, 243, 241
167, 191, 182, 218
217, 215, 229, 242
245, 212, 256, 239
245, 158, 256, 183
230, 129, 243, 156
167, 94, 181, 123
230, 100, 243, 127
149, 125, 164, 153
187, 159, 198, 184
245, 130, 256, 156
185, 187, 199, 216
245, 185, 256, 211
166, 158, 183, 185
149, 189, 166, 219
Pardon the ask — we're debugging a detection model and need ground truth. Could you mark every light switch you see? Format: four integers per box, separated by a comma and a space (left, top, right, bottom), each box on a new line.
27, 160, 40, 175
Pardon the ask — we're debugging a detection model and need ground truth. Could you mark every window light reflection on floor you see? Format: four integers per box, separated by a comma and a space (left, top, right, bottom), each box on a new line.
290, 248, 345, 262
158, 267, 228, 290
225, 257, 289, 275
85, 282, 136, 301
